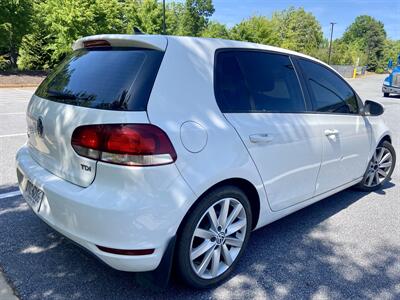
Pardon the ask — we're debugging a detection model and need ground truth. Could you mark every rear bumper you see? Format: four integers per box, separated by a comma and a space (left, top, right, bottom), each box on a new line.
382, 85, 400, 94
16, 145, 195, 272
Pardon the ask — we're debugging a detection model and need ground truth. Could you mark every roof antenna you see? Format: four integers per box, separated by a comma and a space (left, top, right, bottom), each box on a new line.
133, 27, 144, 35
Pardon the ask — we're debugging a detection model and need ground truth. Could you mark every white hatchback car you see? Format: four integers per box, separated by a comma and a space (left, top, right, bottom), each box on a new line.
16, 35, 396, 288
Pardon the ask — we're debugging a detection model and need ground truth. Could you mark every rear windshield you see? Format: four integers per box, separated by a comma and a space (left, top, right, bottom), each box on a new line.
35, 47, 164, 111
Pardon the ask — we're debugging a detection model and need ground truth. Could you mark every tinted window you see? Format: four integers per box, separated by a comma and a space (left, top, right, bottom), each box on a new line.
298, 59, 358, 114
215, 51, 305, 113
35, 48, 164, 111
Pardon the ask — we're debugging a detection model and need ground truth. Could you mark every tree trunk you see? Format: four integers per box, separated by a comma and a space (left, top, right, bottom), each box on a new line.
9, 47, 18, 69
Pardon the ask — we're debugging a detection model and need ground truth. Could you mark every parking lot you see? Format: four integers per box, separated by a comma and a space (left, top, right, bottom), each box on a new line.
0, 74, 399, 299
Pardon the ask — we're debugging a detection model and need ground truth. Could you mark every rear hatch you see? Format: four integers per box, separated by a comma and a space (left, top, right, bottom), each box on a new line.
26, 35, 167, 187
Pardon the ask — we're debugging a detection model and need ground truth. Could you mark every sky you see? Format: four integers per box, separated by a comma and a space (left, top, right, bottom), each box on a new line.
201, 0, 399, 40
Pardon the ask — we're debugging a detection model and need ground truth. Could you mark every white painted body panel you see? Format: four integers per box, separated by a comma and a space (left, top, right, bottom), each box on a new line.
315, 114, 371, 194
225, 113, 322, 211
16, 145, 195, 271
16, 34, 394, 273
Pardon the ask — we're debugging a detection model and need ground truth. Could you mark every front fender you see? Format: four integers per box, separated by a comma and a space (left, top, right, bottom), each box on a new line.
365, 115, 392, 160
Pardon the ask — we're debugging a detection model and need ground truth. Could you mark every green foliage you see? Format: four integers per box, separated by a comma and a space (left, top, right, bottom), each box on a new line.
230, 16, 279, 46
0, 55, 11, 71
36, 0, 125, 64
0, 0, 33, 68
179, 0, 215, 36
124, 0, 164, 34
17, 27, 53, 70
201, 21, 229, 39
342, 15, 386, 71
271, 7, 323, 55
382, 40, 400, 67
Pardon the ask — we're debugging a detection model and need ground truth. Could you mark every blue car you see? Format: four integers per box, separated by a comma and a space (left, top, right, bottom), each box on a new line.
383, 56, 400, 97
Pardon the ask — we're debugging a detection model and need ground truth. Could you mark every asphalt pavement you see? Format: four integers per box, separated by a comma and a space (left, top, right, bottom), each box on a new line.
0, 75, 399, 299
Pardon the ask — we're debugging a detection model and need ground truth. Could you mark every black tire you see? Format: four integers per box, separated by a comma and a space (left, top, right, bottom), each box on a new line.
176, 185, 252, 289
383, 92, 389, 97
356, 141, 396, 191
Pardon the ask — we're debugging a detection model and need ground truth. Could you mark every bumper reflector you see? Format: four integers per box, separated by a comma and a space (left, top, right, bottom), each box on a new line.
96, 245, 155, 256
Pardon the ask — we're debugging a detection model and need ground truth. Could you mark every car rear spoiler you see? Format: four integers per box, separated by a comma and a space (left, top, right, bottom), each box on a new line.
73, 34, 168, 51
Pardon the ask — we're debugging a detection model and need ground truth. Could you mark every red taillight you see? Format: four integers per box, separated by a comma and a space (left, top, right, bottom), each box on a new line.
71, 124, 177, 166
83, 40, 111, 48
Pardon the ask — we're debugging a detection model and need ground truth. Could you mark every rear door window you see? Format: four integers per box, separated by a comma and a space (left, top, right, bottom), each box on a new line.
35, 48, 164, 111
215, 50, 306, 113
298, 59, 359, 114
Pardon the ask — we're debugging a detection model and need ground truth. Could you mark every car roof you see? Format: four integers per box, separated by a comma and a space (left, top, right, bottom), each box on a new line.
73, 34, 335, 73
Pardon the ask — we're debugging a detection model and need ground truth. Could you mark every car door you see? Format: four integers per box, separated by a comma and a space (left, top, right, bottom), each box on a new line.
296, 58, 371, 195
215, 50, 323, 211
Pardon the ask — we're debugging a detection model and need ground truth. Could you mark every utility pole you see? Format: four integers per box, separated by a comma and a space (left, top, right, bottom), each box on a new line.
328, 22, 336, 65
162, 0, 166, 35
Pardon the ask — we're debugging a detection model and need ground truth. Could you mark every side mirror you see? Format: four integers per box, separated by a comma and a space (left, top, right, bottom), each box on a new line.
364, 100, 384, 116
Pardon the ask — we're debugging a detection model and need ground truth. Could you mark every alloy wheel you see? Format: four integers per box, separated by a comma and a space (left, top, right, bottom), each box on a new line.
364, 146, 393, 187
189, 198, 247, 279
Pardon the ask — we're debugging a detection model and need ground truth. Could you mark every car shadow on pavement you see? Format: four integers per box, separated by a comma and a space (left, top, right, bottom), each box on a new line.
0, 182, 398, 299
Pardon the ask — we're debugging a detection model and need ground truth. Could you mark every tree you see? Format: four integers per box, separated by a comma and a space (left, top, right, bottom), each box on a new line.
24, 0, 125, 68
271, 7, 323, 55
230, 16, 279, 46
201, 21, 230, 39
381, 39, 400, 69
342, 15, 386, 71
179, 0, 215, 36
124, 0, 164, 34
0, 0, 33, 68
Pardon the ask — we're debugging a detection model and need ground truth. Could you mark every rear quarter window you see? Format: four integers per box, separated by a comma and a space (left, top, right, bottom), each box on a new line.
35, 47, 164, 111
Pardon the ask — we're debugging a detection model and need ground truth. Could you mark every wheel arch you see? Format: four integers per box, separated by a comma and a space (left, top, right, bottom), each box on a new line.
177, 178, 261, 239
379, 134, 392, 145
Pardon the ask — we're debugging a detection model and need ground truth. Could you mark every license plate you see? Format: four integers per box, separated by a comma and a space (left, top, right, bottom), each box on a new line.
25, 181, 44, 210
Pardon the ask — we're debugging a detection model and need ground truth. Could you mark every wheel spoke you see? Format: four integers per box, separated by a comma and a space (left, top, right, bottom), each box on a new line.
222, 244, 233, 266
225, 205, 242, 229
194, 228, 214, 240
374, 172, 380, 184
366, 172, 374, 186
373, 150, 379, 162
377, 148, 385, 162
211, 246, 221, 277
197, 246, 215, 276
380, 152, 391, 164
207, 207, 219, 231
379, 161, 392, 168
191, 240, 215, 260
225, 237, 243, 248
218, 199, 230, 228
226, 219, 246, 236
377, 169, 387, 178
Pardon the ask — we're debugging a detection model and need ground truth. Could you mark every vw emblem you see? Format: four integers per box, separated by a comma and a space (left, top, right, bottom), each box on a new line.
215, 232, 225, 245
36, 117, 44, 137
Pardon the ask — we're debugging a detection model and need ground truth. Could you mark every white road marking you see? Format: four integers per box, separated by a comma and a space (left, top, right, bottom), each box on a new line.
0, 133, 26, 138
0, 190, 21, 199
0, 112, 25, 115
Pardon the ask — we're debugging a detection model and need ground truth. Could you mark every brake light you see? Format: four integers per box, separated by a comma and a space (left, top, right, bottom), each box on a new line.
71, 124, 177, 166
83, 40, 111, 48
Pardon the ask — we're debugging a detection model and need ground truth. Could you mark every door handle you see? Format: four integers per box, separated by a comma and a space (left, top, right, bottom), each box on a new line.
249, 134, 274, 143
324, 129, 339, 136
